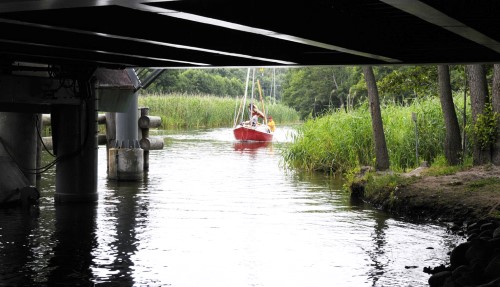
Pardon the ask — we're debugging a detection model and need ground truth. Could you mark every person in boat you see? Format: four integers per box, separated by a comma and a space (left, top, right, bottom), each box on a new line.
247, 103, 265, 127
267, 116, 276, 132
250, 113, 259, 127
249, 103, 265, 119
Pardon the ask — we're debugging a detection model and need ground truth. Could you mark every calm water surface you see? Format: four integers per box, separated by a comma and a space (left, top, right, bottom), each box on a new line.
0, 127, 462, 287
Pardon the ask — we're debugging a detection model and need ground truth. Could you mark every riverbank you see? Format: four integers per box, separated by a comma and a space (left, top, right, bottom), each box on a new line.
350, 164, 500, 225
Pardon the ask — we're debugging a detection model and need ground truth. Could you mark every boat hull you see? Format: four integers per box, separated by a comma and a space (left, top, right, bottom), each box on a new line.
233, 125, 273, 142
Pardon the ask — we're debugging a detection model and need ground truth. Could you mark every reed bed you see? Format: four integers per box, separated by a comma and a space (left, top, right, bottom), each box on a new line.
283, 95, 470, 173
139, 93, 300, 129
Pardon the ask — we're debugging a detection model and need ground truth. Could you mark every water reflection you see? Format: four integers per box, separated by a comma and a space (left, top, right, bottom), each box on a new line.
233, 141, 274, 161
0, 207, 39, 286
367, 212, 390, 286
93, 180, 150, 285
233, 141, 271, 152
47, 204, 97, 286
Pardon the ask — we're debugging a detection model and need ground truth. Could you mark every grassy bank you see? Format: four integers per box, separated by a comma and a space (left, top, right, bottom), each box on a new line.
348, 164, 500, 222
139, 93, 300, 129
282, 95, 471, 174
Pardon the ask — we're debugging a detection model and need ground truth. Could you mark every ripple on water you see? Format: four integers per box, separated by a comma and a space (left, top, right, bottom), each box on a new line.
0, 127, 462, 287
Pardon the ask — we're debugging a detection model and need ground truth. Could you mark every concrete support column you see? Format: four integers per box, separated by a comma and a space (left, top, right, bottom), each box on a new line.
51, 80, 98, 203
0, 112, 37, 185
116, 92, 140, 148
108, 90, 143, 181
104, 112, 116, 172
35, 114, 43, 183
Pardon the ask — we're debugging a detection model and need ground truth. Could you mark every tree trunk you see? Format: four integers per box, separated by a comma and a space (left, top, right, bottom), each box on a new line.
466, 64, 491, 165
438, 65, 462, 165
492, 64, 500, 165
363, 66, 390, 171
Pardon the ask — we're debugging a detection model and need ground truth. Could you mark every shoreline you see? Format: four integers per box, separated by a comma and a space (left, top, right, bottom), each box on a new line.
350, 164, 500, 225
349, 164, 500, 287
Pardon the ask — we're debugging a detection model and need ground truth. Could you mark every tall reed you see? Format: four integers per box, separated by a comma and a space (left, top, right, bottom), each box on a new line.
139, 93, 300, 129
282, 95, 471, 173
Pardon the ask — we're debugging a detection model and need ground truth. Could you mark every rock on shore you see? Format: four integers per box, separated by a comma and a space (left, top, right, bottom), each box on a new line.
426, 218, 500, 287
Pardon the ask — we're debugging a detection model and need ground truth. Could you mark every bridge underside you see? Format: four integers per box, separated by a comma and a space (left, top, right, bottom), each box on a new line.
0, 0, 499, 71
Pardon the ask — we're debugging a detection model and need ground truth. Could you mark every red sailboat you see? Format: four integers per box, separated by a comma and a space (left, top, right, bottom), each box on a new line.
233, 123, 273, 142
233, 68, 274, 142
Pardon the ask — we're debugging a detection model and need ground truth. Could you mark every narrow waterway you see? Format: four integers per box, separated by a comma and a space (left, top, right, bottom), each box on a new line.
0, 127, 463, 287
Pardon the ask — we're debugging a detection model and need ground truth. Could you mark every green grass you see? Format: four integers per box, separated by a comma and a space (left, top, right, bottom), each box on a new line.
420, 155, 470, 176
282, 95, 472, 174
353, 171, 416, 208
139, 92, 300, 129
421, 166, 463, 176
467, 178, 500, 189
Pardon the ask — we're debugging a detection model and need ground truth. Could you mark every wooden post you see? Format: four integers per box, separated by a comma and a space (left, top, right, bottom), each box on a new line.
140, 107, 150, 171
412, 112, 419, 165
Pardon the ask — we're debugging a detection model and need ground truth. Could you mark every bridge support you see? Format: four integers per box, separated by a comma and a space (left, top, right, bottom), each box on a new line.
107, 69, 143, 181
0, 67, 150, 206
87, 68, 146, 182
51, 79, 98, 203
0, 112, 39, 204
108, 91, 144, 181
0, 112, 37, 185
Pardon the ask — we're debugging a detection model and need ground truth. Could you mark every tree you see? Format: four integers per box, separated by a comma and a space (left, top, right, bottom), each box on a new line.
492, 64, 500, 165
466, 64, 491, 165
378, 65, 438, 102
282, 67, 336, 119
145, 69, 181, 94
282, 66, 363, 119
363, 66, 390, 171
438, 65, 462, 165
144, 68, 247, 97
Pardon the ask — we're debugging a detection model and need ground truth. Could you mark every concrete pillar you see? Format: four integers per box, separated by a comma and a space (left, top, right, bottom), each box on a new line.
36, 114, 43, 183
0, 112, 37, 185
108, 91, 143, 181
105, 112, 116, 172
0, 140, 39, 205
93, 67, 143, 181
51, 80, 98, 203
108, 148, 144, 181
115, 92, 140, 148
105, 112, 116, 148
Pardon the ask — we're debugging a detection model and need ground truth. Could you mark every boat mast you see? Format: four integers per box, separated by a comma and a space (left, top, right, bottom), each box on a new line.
273, 67, 276, 104
257, 79, 268, 125
234, 68, 251, 127
249, 68, 256, 121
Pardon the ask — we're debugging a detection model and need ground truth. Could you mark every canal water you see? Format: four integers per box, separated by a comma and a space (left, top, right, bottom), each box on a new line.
0, 127, 463, 287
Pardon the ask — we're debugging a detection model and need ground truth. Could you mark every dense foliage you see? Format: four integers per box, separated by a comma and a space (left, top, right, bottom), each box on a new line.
280, 65, 472, 120
145, 68, 288, 101
143, 65, 485, 122
281, 66, 364, 119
